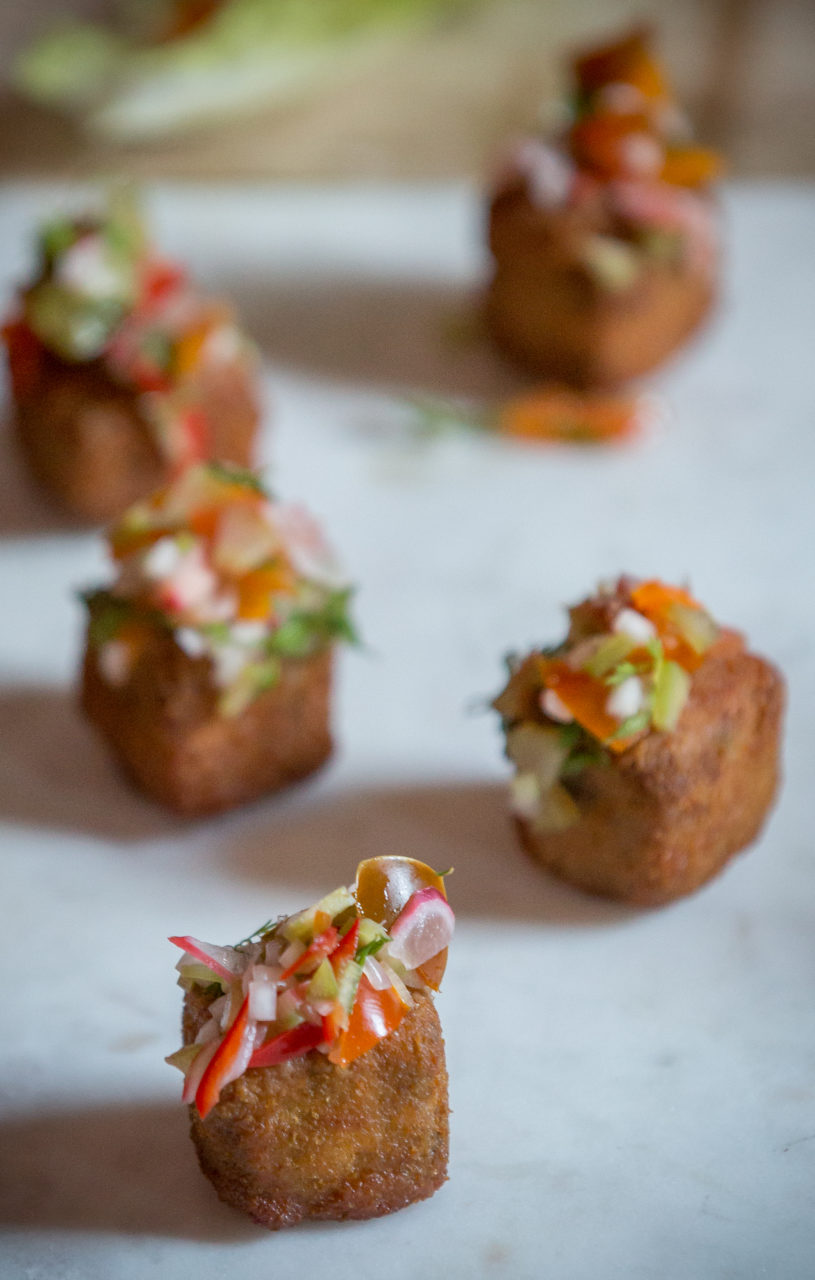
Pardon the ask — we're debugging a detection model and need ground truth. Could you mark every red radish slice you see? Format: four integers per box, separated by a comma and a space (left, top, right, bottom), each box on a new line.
169, 935, 246, 985
386, 888, 455, 972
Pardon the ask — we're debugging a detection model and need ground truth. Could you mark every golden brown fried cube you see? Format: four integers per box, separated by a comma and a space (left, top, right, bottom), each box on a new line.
13, 347, 258, 523
486, 186, 715, 387
516, 634, 784, 904
81, 625, 332, 816
183, 988, 449, 1228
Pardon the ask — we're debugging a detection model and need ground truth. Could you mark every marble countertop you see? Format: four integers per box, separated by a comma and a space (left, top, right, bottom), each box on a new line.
0, 181, 813, 1279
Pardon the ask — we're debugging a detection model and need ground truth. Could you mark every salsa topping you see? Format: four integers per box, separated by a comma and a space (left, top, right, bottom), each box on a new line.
495, 28, 721, 277
166, 857, 454, 1119
3, 189, 255, 468
84, 461, 356, 715
493, 576, 720, 831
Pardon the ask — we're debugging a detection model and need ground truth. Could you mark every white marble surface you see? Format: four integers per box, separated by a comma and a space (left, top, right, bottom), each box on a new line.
0, 182, 813, 1279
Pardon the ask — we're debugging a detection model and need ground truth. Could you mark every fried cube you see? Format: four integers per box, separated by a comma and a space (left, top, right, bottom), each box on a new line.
82, 627, 333, 817
13, 346, 258, 524
183, 986, 449, 1227
486, 186, 715, 387
515, 632, 784, 904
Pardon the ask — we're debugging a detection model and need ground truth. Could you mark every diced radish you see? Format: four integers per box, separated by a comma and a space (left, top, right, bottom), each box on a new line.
612, 607, 656, 643
362, 956, 392, 991
386, 887, 454, 973
169, 935, 247, 986
249, 975, 278, 1023
605, 675, 644, 721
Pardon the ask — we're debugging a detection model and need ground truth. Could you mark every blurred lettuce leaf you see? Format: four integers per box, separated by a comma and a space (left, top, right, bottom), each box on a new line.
15, 0, 482, 142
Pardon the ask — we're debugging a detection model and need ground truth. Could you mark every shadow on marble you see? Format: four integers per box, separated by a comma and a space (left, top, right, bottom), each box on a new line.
0, 1100, 254, 1241
214, 271, 522, 401
220, 779, 637, 928
0, 685, 182, 842
0, 425, 87, 537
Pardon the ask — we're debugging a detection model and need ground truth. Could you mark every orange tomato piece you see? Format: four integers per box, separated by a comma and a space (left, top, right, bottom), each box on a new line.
661, 145, 723, 188
328, 977, 407, 1068
498, 387, 643, 446
573, 28, 670, 102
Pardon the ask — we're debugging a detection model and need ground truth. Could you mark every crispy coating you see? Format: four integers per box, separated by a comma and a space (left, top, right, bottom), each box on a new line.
183, 987, 449, 1228
11, 345, 258, 522
517, 633, 785, 904
486, 184, 715, 387
81, 626, 333, 815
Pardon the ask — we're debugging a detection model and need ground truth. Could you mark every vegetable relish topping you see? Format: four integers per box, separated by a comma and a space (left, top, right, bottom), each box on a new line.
85, 461, 356, 715
2, 189, 254, 468
495, 28, 721, 278
166, 857, 454, 1120
493, 577, 720, 832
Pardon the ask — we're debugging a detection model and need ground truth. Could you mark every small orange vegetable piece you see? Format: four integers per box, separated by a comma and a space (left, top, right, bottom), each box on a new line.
661, 145, 723, 188
195, 994, 253, 1120
498, 387, 644, 446
630, 579, 709, 672
543, 661, 633, 750
328, 977, 407, 1068
236, 562, 296, 620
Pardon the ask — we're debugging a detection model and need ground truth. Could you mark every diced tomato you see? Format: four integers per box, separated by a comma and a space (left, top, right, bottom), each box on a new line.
195, 994, 254, 1120
328, 977, 406, 1068
249, 1019, 328, 1069
2, 318, 42, 399
279, 927, 339, 982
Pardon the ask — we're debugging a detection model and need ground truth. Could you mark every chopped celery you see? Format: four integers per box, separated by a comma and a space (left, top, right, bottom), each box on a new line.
666, 603, 718, 655
580, 235, 642, 291
652, 660, 690, 731
336, 959, 363, 1013
532, 782, 580, 834
165, 1043, 202, 1074
582, 633, 636, 679
506, 723, 570, 795
308, 958, 339, 1002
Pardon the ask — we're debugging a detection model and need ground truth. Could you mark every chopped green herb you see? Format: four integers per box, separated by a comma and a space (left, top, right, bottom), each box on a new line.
205, 461, 268, 495
355, 936, 388, 964
607, 710, 651, 742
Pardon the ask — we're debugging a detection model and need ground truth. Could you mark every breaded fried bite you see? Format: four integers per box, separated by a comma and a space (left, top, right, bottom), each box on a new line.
3, 191, 259, 522
486, 29, 721, 386
80, 462, 355, 815
167, 858, 454, 1226
494, 577, 784, 904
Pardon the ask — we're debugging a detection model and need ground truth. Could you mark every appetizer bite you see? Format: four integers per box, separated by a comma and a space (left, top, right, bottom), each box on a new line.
81, 462, 355, 815
487, 28, 722, 386
493, 577, 784, 904
3, 191, 259, 521
167, 856, 453, 1227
